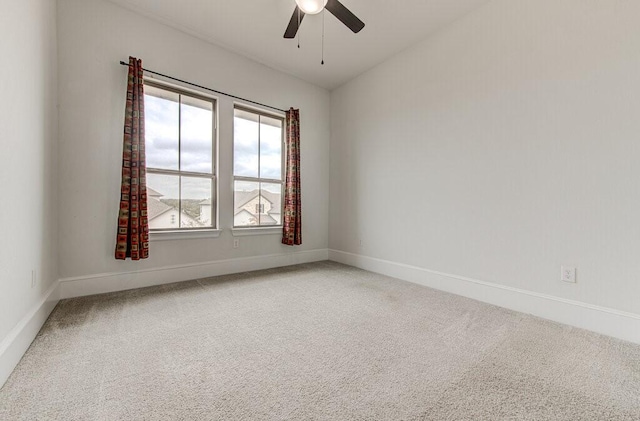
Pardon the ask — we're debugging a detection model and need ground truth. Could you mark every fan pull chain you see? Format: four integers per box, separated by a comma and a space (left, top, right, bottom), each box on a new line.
297, 7, 301, 48
321, 8, 325, 65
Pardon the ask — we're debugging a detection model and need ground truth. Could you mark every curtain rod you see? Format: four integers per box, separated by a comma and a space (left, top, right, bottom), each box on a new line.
119, 61, 287, 113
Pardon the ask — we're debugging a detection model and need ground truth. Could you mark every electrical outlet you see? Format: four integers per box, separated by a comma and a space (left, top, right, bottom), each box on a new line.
31, 270, 36, 288
561, 266, 576, 283
233, 239, 240, 249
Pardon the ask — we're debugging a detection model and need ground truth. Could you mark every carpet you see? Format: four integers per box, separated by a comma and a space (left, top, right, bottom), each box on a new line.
1, 261, 639, 420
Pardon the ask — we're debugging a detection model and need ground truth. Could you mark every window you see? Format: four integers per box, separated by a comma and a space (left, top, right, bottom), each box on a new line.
144, 81, 216, 231
233, 107, 284, 227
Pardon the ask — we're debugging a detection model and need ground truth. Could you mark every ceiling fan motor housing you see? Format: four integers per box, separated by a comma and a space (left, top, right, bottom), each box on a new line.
295, 0, 329, 15
285, 0, 365, 39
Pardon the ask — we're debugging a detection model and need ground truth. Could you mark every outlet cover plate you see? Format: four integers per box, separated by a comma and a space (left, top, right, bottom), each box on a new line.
561, 266, 577, 283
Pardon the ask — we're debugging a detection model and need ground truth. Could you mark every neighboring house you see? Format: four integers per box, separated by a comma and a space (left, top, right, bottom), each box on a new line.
233, 189, 281, 226
147, 187, 202, 229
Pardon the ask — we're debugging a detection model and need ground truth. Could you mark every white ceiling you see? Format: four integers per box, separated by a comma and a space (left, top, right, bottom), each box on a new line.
107, 0, 490, 90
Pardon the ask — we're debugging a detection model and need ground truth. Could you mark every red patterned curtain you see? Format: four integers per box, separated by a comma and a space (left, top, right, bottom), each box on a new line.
115, 57, 149, 260
282, 108, 302, 246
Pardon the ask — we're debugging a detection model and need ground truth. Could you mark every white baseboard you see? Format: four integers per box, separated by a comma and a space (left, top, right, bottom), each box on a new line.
60, 248, 329, 299
0, 281, 60, 389
329, 249, 640, 345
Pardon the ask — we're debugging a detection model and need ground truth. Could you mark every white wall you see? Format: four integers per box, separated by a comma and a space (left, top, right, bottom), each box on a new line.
330, 0, 640, 315
57, 0, 330, 283
0, 0, 59, 383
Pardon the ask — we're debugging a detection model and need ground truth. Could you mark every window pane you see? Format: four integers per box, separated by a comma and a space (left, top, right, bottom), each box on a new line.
234, 180, 260, 227
260, 116, 282, 180
260, 182, 282, 226
234, 109, 259, 178
181, 95, 213, 174
145, 85, 179, 171
147, 173, 180, 229
181, 177, 212, 228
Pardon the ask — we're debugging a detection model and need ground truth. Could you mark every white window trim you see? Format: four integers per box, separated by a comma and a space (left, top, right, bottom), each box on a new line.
231, 227, 282, 237
232, 105, 286, 229
150, 229, 221, 241
144, 78, 219, 234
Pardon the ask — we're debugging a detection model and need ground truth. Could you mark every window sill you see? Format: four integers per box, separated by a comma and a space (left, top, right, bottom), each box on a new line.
232, 227, 282, 237
150, 229, 221, 241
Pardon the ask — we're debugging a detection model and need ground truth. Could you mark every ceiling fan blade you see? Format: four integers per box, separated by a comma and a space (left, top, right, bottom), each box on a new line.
284, 6, 305, 38
325, 0, 365, 33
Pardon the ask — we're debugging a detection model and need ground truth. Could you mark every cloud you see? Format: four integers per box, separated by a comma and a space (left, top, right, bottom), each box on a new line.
145, 93, 214, 174
181, 177, 212, 200
147, 173, 212, 201
233, 115, 283, 179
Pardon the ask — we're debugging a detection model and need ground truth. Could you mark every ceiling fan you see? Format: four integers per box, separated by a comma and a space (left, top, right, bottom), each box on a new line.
284, 0, 365, 39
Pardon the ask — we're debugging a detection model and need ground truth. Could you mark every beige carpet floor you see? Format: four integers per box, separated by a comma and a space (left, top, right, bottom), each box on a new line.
1, 261, 639, 420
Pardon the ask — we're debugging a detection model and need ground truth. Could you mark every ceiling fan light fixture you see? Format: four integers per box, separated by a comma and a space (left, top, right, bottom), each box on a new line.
294, 0, 328, 15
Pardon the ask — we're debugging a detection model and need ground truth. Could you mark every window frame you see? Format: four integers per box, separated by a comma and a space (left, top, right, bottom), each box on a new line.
232, 104, 285, 229
144, 78, 218, 232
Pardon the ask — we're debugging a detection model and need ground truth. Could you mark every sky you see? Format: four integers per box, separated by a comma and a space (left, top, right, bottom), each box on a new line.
144, 90, 282, 202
